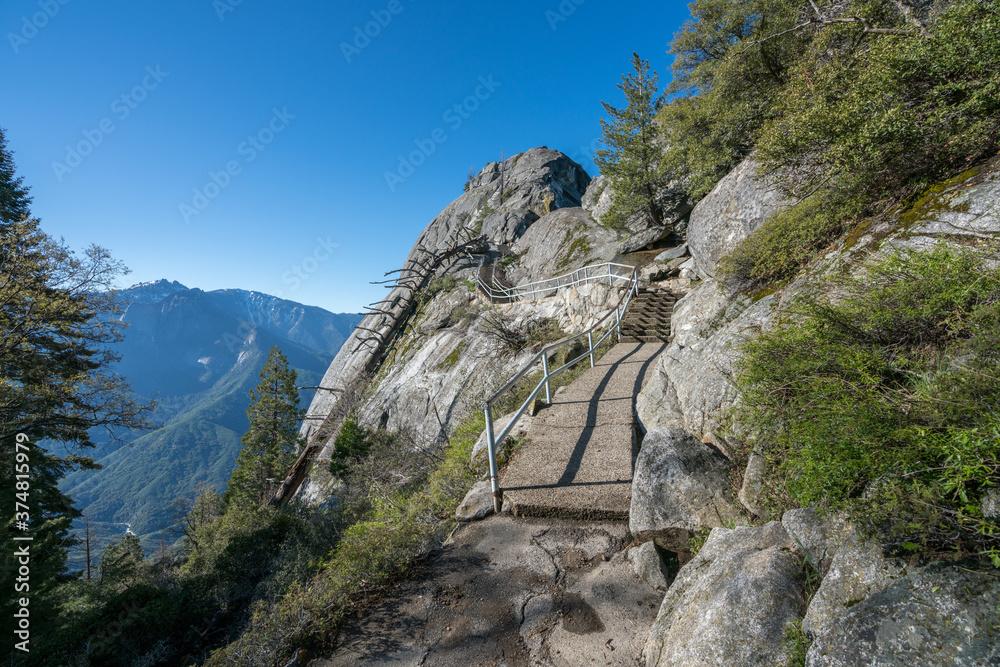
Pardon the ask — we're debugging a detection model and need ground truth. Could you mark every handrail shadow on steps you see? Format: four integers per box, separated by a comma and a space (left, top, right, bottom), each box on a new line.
481, 263, 640, 513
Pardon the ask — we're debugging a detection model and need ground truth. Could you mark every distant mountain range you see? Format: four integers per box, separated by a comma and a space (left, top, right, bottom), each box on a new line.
60, 280, 362, 549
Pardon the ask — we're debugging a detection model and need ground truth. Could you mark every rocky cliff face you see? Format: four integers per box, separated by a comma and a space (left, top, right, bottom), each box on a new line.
295, 148, 640, 504
632, 158, 1000, 666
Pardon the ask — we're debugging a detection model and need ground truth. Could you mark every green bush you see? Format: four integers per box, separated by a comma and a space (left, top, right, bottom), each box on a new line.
733, 244, 1000, 563
757, 0, 1000, 213
205, 411, 483, 665
328, 415, 375, 478
717, 193, 852, 293
676, 0, 1000, 292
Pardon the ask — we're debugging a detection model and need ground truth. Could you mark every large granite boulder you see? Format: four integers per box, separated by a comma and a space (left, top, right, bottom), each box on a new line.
581, 174, 613, 226
643, 522, 806, 667
509, 207, 621, 285
629, 426, 741, 551
686, 157, 789, 279
806, 562, 1000, 666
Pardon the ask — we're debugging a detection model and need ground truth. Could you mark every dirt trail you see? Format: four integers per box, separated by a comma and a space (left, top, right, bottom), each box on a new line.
314, 514, 661, 666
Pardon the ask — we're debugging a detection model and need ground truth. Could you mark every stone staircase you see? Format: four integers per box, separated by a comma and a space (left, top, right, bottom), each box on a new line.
620, 288, 675, 343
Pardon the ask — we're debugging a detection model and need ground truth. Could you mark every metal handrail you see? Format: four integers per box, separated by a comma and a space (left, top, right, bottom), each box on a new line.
481, 266, 640, 512
477, 261, 636, 303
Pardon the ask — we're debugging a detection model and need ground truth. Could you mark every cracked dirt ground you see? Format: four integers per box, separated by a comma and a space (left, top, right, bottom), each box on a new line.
314, 514, 662, 666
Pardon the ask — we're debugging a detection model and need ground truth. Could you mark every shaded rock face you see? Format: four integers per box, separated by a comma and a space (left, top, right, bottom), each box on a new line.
509, 207, 622, 284
806, 563, 1000, 666
628, 541, 673, 592
686, 157, 789, 279
636, 277, 785, 436
620, 226, 671, 254
643, 522, 805, 667
629, 427, 741, 551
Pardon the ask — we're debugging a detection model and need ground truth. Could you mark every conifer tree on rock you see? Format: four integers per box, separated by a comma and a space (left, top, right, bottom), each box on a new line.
0, 127, 155, 638
595, 53, 668, 231
225, 346, 304, 506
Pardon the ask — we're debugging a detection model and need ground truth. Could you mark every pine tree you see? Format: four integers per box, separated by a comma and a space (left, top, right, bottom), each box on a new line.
0, 128, 155, 646
225, 346, 304, 506
594, 53, 668, 230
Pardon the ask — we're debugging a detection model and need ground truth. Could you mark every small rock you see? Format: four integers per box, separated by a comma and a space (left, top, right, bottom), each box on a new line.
983, 488, 1000, 519
780, 507, 851, 573
456, 481, 495, 521
802, 531, 906, 641
620, 226, 670, 254
700, 432, 731, 459
738, 452, 770, 518
627, 542, 673, 592
655, 244, 688, 262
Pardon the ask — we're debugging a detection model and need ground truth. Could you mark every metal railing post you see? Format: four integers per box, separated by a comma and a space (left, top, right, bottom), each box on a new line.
607, 264, 613, 286
542, 353, 551, 404
587, 331, 595, 368
615, 304, 622, 341
484, 402, 502, 514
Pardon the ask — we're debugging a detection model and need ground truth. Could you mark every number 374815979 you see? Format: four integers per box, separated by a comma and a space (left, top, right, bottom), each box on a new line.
14, 433, 30, 524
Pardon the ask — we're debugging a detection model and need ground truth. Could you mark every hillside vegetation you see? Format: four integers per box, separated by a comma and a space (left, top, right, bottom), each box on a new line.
660, 0, 1000, 292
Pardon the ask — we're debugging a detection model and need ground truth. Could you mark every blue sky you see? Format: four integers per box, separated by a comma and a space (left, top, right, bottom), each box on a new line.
1, 0, 690, 314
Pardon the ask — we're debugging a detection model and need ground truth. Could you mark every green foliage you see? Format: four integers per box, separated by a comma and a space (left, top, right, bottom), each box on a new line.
99, 533, 148, 591
717, 193, 851, 293
595, 53, 669, 230
783, 619, 810, 667
417, 274, 458, 306
678, 0, 1000, 292
204, 410, 483, 665
328, 415, 377, 478
0, 130, 155, 660
756, 0, 1000, 212
734, 244, 1000, 561
688, 527, 712, 556
659, 0, 813, 197
225, 346, 304, 507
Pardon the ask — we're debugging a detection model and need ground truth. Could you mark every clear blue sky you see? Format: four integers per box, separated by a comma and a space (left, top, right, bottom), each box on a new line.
1, 0, 690, 314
